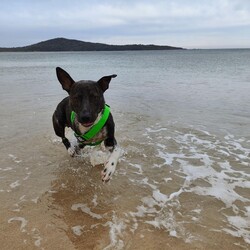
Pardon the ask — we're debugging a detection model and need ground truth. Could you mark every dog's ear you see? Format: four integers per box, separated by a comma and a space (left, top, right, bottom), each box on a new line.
98, 74, 117, 92
56, 67, 75, 93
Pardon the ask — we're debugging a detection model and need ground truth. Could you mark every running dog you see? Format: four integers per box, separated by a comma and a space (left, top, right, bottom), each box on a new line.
52, 67, 120, 182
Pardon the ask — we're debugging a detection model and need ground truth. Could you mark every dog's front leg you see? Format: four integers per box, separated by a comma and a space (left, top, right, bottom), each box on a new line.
52, 112, 79, 157
101, 139, 121, 182
66, 137, 81, 157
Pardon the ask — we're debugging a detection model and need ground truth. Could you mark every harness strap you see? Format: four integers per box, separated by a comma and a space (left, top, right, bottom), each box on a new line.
70, 111, 76, 125
70, 104, 110, 145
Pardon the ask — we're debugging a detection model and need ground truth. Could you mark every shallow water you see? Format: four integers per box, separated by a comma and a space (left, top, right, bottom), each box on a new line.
0, 50, 250, 249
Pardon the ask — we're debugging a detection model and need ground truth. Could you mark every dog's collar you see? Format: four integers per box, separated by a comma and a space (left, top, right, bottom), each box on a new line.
70, 104, 110, 145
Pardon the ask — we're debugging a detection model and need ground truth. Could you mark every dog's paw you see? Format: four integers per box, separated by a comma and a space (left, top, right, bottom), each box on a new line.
67, 146, 76, 157
101, 147, 121, 182
101, 160, 116, 182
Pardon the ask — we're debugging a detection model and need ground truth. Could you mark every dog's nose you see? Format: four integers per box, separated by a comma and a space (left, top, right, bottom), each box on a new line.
78, 112, 92, 123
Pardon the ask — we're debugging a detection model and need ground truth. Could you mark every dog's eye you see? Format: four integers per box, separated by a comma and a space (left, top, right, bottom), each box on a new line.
73, 93, 82, 99
91, 94, 99, 100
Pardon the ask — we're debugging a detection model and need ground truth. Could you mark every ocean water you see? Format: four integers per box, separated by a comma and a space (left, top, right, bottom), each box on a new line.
0, 50, 250, 249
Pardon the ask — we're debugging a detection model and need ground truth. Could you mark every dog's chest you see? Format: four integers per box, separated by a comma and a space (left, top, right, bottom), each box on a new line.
78, 124, 108, 144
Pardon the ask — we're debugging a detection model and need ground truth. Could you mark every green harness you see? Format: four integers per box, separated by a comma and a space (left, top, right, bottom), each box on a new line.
70, 104, 110, 146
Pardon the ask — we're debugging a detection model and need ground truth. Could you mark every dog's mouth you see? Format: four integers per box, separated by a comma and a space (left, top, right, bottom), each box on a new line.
81, 122, 94, 127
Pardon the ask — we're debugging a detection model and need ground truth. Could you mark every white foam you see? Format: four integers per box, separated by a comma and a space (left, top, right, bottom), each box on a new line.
90, 149, 110, 166
169, 230, 177, 237
224, 215, 250, 244
140, 177, 157, 190
129, 163, 143, 174
145, 219, 161, 229
145, 209, 183, 239
23, 172, 31, 181
178, 158, 250, 207
141, 196, 157, 208
154, 127, 250, 210
19, 195, 26, 201
130, 206, 144, 218
92, 194, 98, 207
130, 204, 157, 218
71, 225, 85, 236
34, 236, 42, 247
0, 167, 13, 171
103, 214, 126, 250
8, 217, 28, 232
153, 189, 183, 206
51, 138, 61, 144
145, 127, 168, 133
8, 154, 22, 163
156, 143, 167, 149
10, 180, 20, 189
157, 151, 184, 166
71, 203, 102, 219
192, 208, 202, 214
142, 124, 250, 244
31, 197, 39, 203
164, 177, 172, 183
128, 185, 186, 239
130, 218, 138, 234
245, 206, 250, 214
152, 190, 168, 204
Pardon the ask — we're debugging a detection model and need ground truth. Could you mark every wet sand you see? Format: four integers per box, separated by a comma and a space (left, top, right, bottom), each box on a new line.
1, 125, 249, 249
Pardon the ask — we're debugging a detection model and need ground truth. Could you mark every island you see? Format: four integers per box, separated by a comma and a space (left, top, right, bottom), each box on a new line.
0, 38, 184, 52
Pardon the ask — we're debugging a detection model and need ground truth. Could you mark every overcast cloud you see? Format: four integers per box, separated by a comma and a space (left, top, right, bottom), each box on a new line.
0, 0, 250, 48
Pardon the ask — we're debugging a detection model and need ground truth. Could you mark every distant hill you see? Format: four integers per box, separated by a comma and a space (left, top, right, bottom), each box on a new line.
0, 38, 183, 52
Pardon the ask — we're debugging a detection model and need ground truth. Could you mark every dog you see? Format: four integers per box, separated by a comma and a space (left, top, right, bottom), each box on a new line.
52, 67, 120, 182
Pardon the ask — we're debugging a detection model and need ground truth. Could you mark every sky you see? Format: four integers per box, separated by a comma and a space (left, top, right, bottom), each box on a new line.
0, 0, 250, 49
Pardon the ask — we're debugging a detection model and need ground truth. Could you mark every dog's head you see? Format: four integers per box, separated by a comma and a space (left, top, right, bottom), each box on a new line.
56, 67, 117, 127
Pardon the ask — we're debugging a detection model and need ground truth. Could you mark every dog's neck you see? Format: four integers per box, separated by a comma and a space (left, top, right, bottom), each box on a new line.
78, 111, 103, 134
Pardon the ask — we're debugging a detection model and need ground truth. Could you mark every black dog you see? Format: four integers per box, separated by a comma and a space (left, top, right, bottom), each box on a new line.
52, 67, 120, 182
